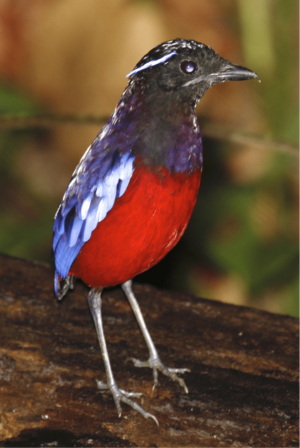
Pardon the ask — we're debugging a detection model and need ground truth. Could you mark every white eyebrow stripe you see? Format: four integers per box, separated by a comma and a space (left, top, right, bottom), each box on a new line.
126, 51, 177, 77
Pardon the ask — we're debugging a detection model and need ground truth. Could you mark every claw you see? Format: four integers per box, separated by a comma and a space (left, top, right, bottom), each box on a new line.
130, 356, 189, 393
96, 379, 157, 423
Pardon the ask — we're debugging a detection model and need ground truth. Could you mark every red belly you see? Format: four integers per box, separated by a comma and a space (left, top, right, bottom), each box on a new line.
70, 164, 201, 287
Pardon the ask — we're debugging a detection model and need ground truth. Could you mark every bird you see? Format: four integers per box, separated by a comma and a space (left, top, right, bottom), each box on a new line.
52, 38, 259, 424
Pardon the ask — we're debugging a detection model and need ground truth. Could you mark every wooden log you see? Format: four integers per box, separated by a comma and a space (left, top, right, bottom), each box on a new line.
0, 253, 298, 447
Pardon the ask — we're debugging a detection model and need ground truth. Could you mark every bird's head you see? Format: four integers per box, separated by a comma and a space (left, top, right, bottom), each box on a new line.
127, 39, 259, 107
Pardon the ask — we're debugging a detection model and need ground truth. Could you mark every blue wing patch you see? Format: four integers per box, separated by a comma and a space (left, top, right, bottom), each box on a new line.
53, 126, 135, 294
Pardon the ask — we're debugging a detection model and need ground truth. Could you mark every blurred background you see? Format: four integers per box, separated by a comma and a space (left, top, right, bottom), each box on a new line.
0, 0, 298, 316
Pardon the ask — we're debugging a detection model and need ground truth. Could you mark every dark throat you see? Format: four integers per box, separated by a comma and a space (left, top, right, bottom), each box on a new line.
126, 86, 203, 174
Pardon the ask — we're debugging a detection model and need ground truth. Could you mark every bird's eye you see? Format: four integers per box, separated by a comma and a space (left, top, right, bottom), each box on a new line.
180, 60, 197, 75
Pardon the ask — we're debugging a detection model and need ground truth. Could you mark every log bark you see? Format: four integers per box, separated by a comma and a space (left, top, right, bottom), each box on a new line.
0, 253, 298, 447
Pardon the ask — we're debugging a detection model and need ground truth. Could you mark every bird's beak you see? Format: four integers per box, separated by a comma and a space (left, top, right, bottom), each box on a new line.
210, 62, 260, 83
183, 61, 259, 88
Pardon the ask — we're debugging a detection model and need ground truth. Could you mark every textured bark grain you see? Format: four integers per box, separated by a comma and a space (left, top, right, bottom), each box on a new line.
0, 253, 298, 447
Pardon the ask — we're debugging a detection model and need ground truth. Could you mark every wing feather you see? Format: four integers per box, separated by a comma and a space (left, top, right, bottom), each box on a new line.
53, 127, 135, 290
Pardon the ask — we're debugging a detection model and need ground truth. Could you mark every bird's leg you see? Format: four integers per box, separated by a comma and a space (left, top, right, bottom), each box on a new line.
122, 280, 189, 394
87, 287, 158, 424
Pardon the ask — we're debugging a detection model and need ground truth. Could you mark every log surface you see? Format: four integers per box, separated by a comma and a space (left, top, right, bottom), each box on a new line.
0, 253, 298, 447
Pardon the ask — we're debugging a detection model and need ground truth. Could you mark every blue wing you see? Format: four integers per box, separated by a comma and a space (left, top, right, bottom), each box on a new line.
53, 118, 136, 295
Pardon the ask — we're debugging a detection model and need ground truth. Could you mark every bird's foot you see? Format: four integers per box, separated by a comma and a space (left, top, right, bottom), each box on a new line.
96, 380, 158, 425
130, 356, 190, 393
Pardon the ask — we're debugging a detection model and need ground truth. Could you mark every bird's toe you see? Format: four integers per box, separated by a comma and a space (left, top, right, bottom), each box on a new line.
96, 379, 157, 423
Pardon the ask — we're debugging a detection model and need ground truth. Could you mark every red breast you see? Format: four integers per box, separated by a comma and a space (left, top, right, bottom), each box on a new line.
70, 164, 201, 288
